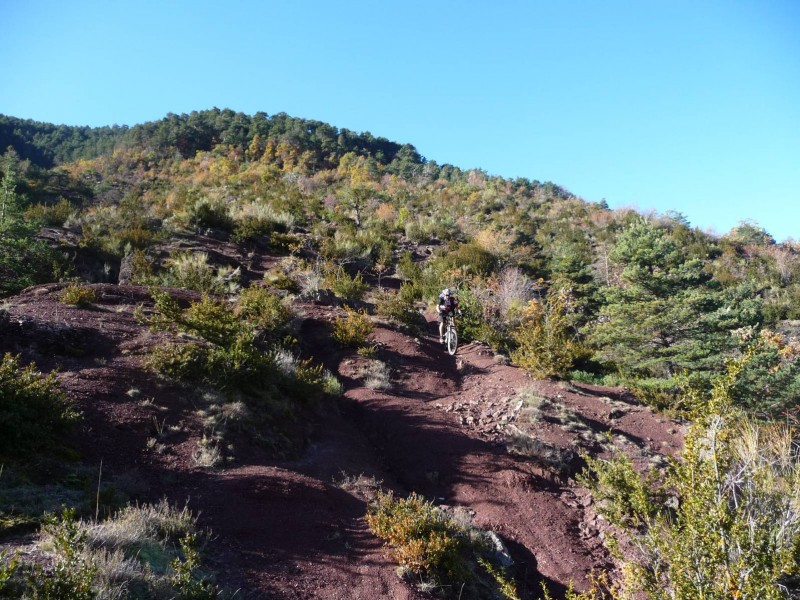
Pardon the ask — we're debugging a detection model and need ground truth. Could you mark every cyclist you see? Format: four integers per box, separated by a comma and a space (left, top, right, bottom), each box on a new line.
436, 288, 459, 344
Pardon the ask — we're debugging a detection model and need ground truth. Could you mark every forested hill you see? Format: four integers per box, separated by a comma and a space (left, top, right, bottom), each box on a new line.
0, 107, 797, 421
2, 109, 425, 174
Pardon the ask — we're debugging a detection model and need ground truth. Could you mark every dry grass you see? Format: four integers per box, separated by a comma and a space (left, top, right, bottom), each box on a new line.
334, 472, 383, 501
361, 360, 392, 390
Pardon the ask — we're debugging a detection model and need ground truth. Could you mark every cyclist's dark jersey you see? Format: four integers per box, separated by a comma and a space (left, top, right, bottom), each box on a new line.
438, 293, 458, 315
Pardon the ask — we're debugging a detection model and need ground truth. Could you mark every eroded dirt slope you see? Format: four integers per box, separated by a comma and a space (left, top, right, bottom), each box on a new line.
0, 284, 683, 598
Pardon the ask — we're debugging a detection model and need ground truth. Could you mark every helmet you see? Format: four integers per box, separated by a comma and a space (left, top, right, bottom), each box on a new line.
443, 288, 451, 297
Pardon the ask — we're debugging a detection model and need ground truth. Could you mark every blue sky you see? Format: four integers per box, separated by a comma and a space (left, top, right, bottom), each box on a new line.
2, 0, 799, 241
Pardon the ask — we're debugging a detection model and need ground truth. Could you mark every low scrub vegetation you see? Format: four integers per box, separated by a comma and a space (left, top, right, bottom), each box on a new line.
331, 307, 374, 349
326, 266, 369, 302
511, 289, 578, 379
0, 501, 220, 599
578, 361, 800, 599
0, 353, 79, 457
138, 287, 329, 454
366, 491, 523, 599
58, 284, 98, 307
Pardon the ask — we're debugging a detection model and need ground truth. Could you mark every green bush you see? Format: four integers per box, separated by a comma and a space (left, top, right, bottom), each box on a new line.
141, 290, 326, 406
327, 267, 369, 302
264, 269, 301, 294
170, 532, 220, 599
162, 252, 239, 294
235, 286, 293, 340
16, 502, 219, 600
232, 215, 277, 246
32, 508, 97, 600
453, 286, 502, 347
331, 308, 373, 348
729, 329, 800, 418
436, 242, 498, 277
0, 551, 18, 596
375, 288, 424, 333
187, 198, 233, 231
578, 455, 662, 529
24, 197, 75, 226
58, 284, 97, 307
0, 354, 79, 456
396, 251, 422, 282
128, 248, 158, 285
580, 361, 800, 600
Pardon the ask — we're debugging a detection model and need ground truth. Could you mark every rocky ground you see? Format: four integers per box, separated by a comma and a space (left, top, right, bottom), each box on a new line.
0, 279, 684, 599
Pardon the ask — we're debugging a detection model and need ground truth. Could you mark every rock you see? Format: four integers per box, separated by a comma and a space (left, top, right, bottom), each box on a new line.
484, 531, 514, 568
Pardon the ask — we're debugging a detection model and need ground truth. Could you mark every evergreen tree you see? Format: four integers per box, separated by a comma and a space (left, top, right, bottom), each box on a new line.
0, 149, 54, 296
588, 218, 761, 380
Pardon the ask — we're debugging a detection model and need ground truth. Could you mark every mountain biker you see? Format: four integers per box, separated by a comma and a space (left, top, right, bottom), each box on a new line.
437, 288, 459, 344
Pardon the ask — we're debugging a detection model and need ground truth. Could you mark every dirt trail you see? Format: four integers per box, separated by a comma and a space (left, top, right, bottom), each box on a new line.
0, 286, 683, 599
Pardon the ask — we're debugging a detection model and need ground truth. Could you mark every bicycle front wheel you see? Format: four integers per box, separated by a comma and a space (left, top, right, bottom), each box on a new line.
446, 327, 458, 355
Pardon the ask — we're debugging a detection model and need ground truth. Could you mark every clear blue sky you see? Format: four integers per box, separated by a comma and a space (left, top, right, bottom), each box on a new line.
2, 0, 799, 241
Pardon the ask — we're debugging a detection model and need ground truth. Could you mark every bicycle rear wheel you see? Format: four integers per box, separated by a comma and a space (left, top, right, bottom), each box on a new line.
446, 326, 458, 355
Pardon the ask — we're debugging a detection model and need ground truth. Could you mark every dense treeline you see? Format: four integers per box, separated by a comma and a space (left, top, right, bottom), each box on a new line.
2, 109, 425, 176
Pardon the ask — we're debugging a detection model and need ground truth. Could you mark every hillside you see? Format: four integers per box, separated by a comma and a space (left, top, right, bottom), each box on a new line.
0, 110, 798, 598
0, 277, 682, 598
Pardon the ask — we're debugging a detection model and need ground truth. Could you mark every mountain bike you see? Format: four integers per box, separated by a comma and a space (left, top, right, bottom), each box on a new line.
444, 313, 458, 356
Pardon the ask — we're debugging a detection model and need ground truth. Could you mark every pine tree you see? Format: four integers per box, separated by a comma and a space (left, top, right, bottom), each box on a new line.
0, 149, 54, 296
588, 218, 761, 381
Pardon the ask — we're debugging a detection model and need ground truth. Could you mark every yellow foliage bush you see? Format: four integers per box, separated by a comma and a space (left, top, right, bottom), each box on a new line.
510, 289, 578, 379
366, 492, 467, 582
331, 308, 373, 348
58, 284, 97, 307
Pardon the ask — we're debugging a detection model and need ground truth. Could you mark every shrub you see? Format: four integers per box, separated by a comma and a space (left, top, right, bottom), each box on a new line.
331, 308, 373, 348
511, 289, 579, 379
322, 370, 344, 397
0, 551, 18, 596
269, 232, 302, 254
58, 284, 98, 307
141, 290, 327, 417
25, 197, 75, 226
375, 288, 424, 333
580, 360, 800, 600
396, 251, 422, 282
128, 248, 158, 285
730, 328, 800, 418
361, 360, 392, 390
436, 242, 498, 277
187, 197, 233, 231
116, 225, 160, 250
33, 508, 96, 600
236, 286, 293, 340
162, 252, 239, 295
578, 455, 661, 529
232, 215, 276, 246
366, 492, 468, 583
265, 272, 301, 294
170, 531, 220, 599
327, 267, 369, 302
141, 291, 272, 389
454, 285, 501, 347
20, 501, 219, 599
0, 353, 79, 455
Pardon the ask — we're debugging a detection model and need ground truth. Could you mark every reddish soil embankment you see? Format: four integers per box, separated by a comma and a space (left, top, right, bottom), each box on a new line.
0, 284, 683, 598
